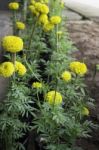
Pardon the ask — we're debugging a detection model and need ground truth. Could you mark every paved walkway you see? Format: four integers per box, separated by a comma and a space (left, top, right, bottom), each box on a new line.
0, 11, 11, 101
62, 8, 82, 20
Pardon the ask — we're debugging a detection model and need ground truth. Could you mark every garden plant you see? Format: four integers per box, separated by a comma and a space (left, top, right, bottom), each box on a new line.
0, 0, 96, 150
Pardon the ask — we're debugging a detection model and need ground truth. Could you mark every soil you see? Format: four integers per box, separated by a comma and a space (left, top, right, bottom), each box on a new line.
67, 20, 99, 150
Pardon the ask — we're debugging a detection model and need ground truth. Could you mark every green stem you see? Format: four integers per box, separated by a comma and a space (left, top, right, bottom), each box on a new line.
36, 90, 42, 110
24, 58, 40, 81
37, 90, 40, 102
56, 24, 59, 52
12, 53, 16, 81
52, 25, 60, 106
27, 19, 38, 50
53, 77, 58, 106
12, 53, 16, 66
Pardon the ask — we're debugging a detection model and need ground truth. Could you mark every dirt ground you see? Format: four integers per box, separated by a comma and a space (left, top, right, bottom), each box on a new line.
67, 20, 99, 150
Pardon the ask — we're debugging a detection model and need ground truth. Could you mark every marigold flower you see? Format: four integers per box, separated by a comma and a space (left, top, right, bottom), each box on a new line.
8, 2, 19, 10
39, 14, 48, 24
28, 5, 39, 16
40, 4, 49, 14
2, 36, 23, 53
32, 82, 42, 88
70, 61, 87, 76
35, 3, 49, 14
34, 2, 42, 10
61, 71, 71, 82
30, 0, 36, 5
15, 61, 27, 76
50, 16, 61, 25
16, 21, 25, 30
43, 22, 54, 31
45, 91, 62, 105
82, 107, 89, 116
0, 62, 15, 78
28, 5, 36, 12
28, 5, 35, 11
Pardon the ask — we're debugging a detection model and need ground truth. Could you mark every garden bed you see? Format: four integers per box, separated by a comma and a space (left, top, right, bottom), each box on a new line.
67, 20, 99, 150
0, 1, 98, 150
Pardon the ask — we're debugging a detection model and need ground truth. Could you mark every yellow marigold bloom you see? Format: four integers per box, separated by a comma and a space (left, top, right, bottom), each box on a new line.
28, 5, 35, 11
32, 82, 42, 88
50, 16, 61, 25
70, 61, 87, 76
39, 14, 48, 24
45, 91, 62, 105
0, 62, 15, 78
43, 22, 54, 31
30, 0, 36, 5
82, 107, 89, 116
34, 2, 42, 10
28, 5, 35, 12
15, 61, 27, 76
8, 2, 19, 10
35, 3, 49, 14
28, 5, 39, 16
40, 4, 49, 14
16, 22, 25, 30
61, 71, 71, 82
2, 36, 23, 53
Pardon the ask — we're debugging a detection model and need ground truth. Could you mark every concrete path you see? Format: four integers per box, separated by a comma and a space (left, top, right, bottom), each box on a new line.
62, 8, 82, 20
0, 11, 12, 101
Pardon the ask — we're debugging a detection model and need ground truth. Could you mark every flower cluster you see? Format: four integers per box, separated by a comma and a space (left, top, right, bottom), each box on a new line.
0, 62, 15, 78
45, 91, 62, 105
15, 61, 27, 76
43, 22, 54, 31
50, 16, 61, 25
70, 61, 87, 76
2, 36, 23, 53
16, 22, 26, 30
0, 61, 27, 78
61, 71, 71, 82
8, 2, 19, 10
43, 16, 61, 32
29, 0, 61, 32
32, 82, 42, 88
29, 2, 49, 16
38, 14, 48, 25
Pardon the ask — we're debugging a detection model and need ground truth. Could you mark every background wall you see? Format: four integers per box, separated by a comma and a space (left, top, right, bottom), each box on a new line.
0, 0, 10, 10
0, 0, 20, 10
